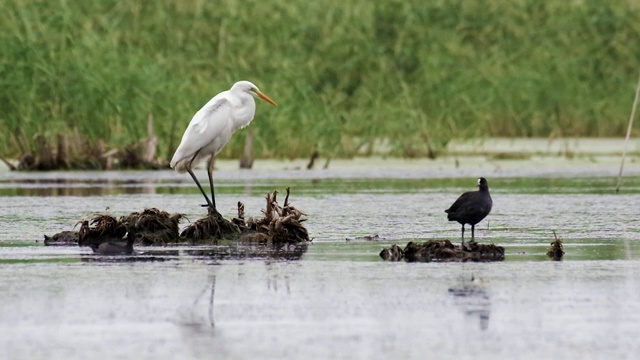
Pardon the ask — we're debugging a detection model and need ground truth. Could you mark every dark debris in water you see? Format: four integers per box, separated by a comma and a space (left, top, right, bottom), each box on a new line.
43, 231, 79, 246
345, 234, 382, 242
380, 240, 505, 262
547, 231, 565, 261
379, 244, 404, 261
46, 188, 310, 258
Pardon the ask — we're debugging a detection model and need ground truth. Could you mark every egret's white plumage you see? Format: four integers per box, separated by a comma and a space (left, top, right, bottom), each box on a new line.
170, 80, 277, 209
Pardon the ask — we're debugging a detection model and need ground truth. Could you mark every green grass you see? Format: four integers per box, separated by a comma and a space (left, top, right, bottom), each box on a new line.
1, 0, 639, 160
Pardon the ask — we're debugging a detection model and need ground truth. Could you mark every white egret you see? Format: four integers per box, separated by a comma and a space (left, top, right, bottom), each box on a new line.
170, 80, 277, 211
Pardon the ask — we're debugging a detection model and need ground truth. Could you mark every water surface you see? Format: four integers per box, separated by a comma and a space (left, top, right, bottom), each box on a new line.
1, 160, 639, 359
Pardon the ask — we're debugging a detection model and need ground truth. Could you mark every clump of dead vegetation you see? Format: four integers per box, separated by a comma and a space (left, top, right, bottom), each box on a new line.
46, 188, 310, 258
180, 208, 242, 244
181, 187, 310, 250
546, 231, 565, 261
42, 231, 79, 246
380, 240, 505, 262
0, 117, 165, 171
121, 208, 186, 245
236, 187, 310, 248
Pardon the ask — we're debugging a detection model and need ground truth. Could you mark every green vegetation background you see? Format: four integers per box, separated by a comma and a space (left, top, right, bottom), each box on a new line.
1, 0, 639, 159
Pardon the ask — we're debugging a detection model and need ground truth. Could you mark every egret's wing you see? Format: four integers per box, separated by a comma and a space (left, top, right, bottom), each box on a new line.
170, 96, 232, 168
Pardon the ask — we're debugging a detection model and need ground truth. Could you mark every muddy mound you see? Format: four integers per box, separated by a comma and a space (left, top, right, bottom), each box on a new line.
121, 208, 185, 245
380, 240, 505, 262
43, 231, 79, 246
180, 209, 241, 244
46, 188, 310, 258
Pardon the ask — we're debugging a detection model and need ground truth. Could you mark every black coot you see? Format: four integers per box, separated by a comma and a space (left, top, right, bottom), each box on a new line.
91, 237, 134, 255
445, 177, 492, 244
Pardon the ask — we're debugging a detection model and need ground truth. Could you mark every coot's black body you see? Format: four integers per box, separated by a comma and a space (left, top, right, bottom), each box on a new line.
91, 237, 134, 255
445, 177, 492, 244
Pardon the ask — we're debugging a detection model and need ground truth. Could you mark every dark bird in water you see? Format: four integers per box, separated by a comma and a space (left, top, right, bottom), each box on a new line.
445, 177, 492, 245
91, 236, 134, 255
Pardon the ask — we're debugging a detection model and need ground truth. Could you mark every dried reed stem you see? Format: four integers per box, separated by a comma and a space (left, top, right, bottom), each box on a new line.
616, 71, 640, 193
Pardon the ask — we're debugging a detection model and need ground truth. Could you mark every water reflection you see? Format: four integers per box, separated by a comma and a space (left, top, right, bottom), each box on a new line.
188, 274, 216, 328
79, 254, 175, 263
448, 277, 492, 331
76, 247, 307, 263
0, 178, 159, 196
266, 268, 292, 295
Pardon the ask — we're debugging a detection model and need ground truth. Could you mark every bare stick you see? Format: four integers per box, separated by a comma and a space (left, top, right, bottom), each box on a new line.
283, 187, 291, 208
616, 71, 640, 193
239, 128, 254, 169
237, 201, 245, 221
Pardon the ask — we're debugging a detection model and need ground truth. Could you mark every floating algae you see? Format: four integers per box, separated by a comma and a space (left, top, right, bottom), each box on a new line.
380, 240, 504, 262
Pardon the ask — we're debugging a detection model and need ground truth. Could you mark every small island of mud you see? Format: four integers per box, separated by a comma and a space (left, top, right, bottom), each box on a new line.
47, 187, 310, 259
380, 240, 505, 262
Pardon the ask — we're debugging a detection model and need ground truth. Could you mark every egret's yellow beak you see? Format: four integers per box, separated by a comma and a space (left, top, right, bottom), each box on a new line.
255, 90, 278, 106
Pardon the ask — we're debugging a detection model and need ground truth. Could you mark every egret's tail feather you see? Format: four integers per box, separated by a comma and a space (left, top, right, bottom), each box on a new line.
170, 157, 189, 173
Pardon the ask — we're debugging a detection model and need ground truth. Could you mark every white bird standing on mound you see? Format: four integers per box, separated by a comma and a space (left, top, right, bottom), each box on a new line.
170, 80, 277, 211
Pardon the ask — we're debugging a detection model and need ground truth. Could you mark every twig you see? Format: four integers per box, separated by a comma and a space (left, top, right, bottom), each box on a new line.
306, 150, 319, 169
237, 201, 245, 221
283, 187, 291, 208
616, 71, 640, 194
239, 128, 254, 169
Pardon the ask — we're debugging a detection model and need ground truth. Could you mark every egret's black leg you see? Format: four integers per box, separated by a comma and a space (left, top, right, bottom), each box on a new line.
471, 225, 475, 242
461, 225, 465, 245
187, 168, 214, 208
185, 151, 214, 209
207, 156, 216, 210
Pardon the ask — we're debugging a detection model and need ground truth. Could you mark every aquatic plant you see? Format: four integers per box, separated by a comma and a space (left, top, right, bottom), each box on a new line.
1, 0, 638, 160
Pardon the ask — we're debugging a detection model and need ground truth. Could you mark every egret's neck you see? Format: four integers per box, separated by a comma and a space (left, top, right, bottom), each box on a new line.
231, 93, 256, 131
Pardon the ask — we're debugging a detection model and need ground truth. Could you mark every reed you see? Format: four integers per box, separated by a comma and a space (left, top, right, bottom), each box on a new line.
1, 0, 638, 160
